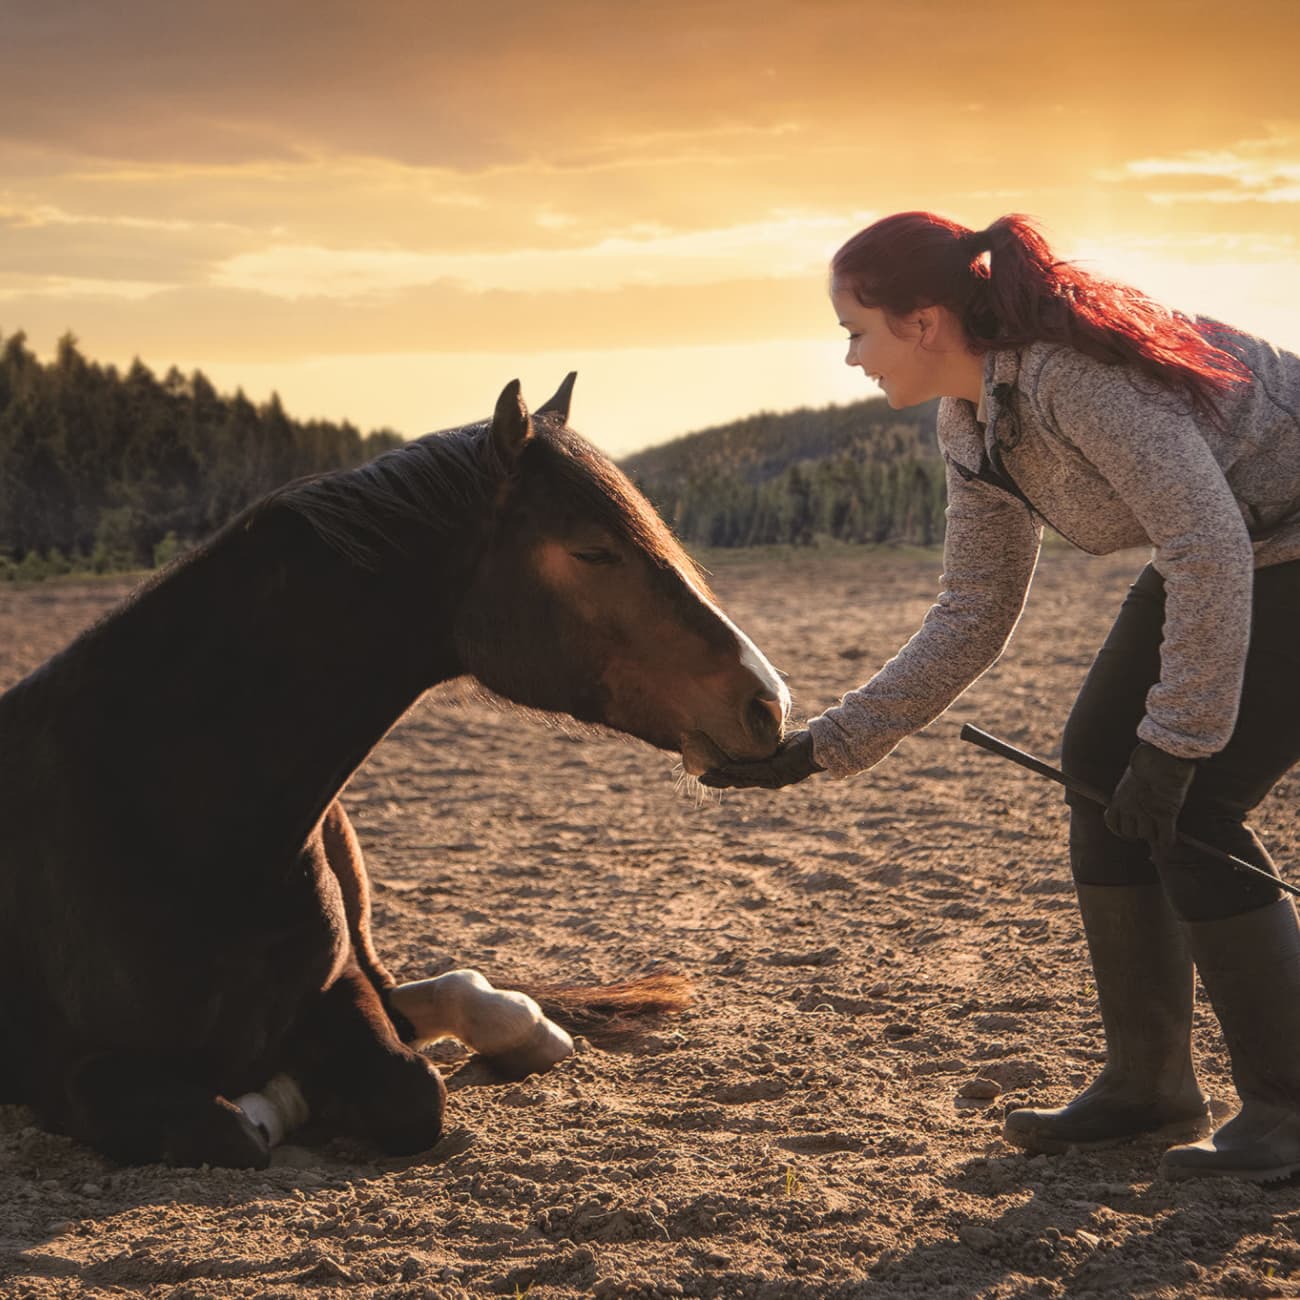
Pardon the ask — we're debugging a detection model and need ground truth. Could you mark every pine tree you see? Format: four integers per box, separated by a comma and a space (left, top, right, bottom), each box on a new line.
0, 337, 410, 575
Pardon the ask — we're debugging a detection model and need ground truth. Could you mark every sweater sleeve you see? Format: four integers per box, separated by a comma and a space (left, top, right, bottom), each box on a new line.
805, 461, 1042, 778
1036, 350, 1254, 758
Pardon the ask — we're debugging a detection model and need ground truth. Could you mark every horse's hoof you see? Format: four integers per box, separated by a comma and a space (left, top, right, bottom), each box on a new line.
233, 1074, 310, 1148
354, 1055, 448, 1156
158, 1097, 272, 1170
482, 1012, 575, 1080
391, 970, 575, 1074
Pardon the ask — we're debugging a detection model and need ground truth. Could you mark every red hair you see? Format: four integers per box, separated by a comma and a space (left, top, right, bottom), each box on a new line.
831, 212, 1249, 419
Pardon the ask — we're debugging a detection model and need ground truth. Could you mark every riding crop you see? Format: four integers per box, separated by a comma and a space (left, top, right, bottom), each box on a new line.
960, 722, 1300, 901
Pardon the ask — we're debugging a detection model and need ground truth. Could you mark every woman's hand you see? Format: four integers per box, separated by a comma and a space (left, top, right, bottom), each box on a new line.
1104, 741, 1197, 856
698, 730, 823, 790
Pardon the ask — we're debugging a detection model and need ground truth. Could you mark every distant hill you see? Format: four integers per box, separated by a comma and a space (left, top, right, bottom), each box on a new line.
621, 395, 939, 485
620, 396, 945, 548
1, 325, 951, 581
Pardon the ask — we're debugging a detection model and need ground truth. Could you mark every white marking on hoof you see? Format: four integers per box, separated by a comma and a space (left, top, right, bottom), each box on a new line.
233, 1073, 309, 1148
479, 998, 575, 1079
391, 969, 575, 1076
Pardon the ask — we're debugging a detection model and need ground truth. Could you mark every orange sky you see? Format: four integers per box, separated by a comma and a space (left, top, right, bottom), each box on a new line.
3, 0, 1298, 454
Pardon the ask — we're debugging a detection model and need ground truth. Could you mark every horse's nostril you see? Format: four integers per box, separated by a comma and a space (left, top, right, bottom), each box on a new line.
747, 692, 784, 745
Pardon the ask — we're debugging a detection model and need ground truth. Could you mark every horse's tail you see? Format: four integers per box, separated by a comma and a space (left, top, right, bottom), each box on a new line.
510, 970, 692, 1044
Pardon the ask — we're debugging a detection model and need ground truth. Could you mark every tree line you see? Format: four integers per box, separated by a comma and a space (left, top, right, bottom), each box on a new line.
638, 456, 947, 548
1, 332, 949, 581
0, 331, 402, 579
623, 397, 946, 548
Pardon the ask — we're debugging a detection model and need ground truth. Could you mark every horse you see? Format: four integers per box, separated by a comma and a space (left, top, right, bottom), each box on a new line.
0, 374, 789, 1168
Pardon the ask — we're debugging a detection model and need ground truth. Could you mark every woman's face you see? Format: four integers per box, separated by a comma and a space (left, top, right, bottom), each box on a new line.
831, 284, 939, 410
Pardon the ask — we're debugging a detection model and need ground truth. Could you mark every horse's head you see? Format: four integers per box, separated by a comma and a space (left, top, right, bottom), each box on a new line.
454, 375, 789, 773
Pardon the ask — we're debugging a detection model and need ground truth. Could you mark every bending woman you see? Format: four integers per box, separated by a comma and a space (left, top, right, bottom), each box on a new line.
703, 212, 1300, 1183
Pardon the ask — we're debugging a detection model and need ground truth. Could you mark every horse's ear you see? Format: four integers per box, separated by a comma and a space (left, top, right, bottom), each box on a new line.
535, 371, 577, 425
491, 379, 534, 467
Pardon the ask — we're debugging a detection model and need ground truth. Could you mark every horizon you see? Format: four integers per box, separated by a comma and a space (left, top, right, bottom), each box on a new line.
4, 0, 1299, 457
2, 327, 910, 461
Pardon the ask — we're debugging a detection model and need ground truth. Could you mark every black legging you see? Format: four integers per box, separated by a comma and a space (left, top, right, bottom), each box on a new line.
1062, 557, 1300, 922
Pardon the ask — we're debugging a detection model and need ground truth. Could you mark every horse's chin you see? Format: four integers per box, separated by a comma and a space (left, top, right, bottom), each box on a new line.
680, 730, 731, 777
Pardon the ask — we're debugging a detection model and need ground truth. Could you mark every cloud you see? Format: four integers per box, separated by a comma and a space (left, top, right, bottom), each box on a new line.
209, 212, 867, 298
5, 0, 1297, 170
0, 274, 170, 302
0, 274, 836, 364
0, 197, 257, 284
0, 140, 880, 262
0, 1, 853, 168
1115, 137, 1300, 204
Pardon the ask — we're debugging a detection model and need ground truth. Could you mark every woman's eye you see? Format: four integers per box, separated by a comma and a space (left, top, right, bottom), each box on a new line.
571, 548, 621, 566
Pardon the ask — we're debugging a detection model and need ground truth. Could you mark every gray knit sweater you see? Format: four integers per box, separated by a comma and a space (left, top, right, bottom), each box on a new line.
806, 323, 1300, 778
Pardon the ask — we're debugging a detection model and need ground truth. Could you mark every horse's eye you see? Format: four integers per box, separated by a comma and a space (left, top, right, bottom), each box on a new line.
571, 548, 621, 566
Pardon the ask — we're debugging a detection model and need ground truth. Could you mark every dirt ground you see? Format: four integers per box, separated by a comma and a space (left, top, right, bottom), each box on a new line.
2, 544, 1299, 1299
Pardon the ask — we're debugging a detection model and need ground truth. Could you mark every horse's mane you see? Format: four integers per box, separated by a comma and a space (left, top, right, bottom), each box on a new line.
275, 423, 492, 569
275, 416, 711, 591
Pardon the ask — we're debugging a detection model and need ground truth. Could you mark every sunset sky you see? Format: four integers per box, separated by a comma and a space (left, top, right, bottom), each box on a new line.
3, 0, 1298, 455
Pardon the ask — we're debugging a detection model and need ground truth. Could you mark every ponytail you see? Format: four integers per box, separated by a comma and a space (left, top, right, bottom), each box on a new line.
832, 212, 1249, 420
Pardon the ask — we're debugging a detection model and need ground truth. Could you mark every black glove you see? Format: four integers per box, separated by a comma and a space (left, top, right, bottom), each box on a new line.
698, 730, 823, 790
1104, 741, 1197, 856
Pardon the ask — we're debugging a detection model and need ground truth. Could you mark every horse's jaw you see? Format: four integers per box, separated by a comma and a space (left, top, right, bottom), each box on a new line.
679, 730, 732, 777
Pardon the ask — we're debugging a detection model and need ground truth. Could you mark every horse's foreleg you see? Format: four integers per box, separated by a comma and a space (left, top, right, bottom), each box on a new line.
317, 802, 571, 1078
389, 970, 574, 1079
53, 1051, 271, 1169
319, 800, 396, 993
286, 966, 446, 1155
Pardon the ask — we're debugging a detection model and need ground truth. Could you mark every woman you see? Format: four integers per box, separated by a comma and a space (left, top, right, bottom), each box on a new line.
703, 212, 1300, 1183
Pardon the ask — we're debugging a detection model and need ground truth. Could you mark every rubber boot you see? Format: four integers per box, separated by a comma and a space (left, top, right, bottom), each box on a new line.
1004, 883, 1211, 1153
1162, 898, 1300, 1182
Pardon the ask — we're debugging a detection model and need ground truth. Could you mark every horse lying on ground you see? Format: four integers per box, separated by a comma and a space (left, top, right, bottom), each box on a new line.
0, 375, 788, 1168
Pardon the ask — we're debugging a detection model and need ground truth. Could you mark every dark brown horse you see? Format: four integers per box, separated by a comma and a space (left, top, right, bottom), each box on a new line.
0, 375, 788, 1168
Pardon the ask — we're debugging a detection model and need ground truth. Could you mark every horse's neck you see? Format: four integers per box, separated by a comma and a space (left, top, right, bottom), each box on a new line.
74, 507, 469, 869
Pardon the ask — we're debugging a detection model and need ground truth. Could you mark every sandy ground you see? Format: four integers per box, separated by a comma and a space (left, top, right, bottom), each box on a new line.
2, 545, 1299, 1299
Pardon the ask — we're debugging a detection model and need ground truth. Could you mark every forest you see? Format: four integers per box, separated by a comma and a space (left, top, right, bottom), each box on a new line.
0, 332, 402, 579
0, 333, 946, 579
622, 398, 945, 547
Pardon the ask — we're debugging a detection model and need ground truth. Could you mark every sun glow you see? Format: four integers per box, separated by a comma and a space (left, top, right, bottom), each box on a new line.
2, 1, 1298, 446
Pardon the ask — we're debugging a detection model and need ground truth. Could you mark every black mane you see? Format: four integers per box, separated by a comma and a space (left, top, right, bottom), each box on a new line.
277, 423, 494, 569
277, 416, 709, 589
